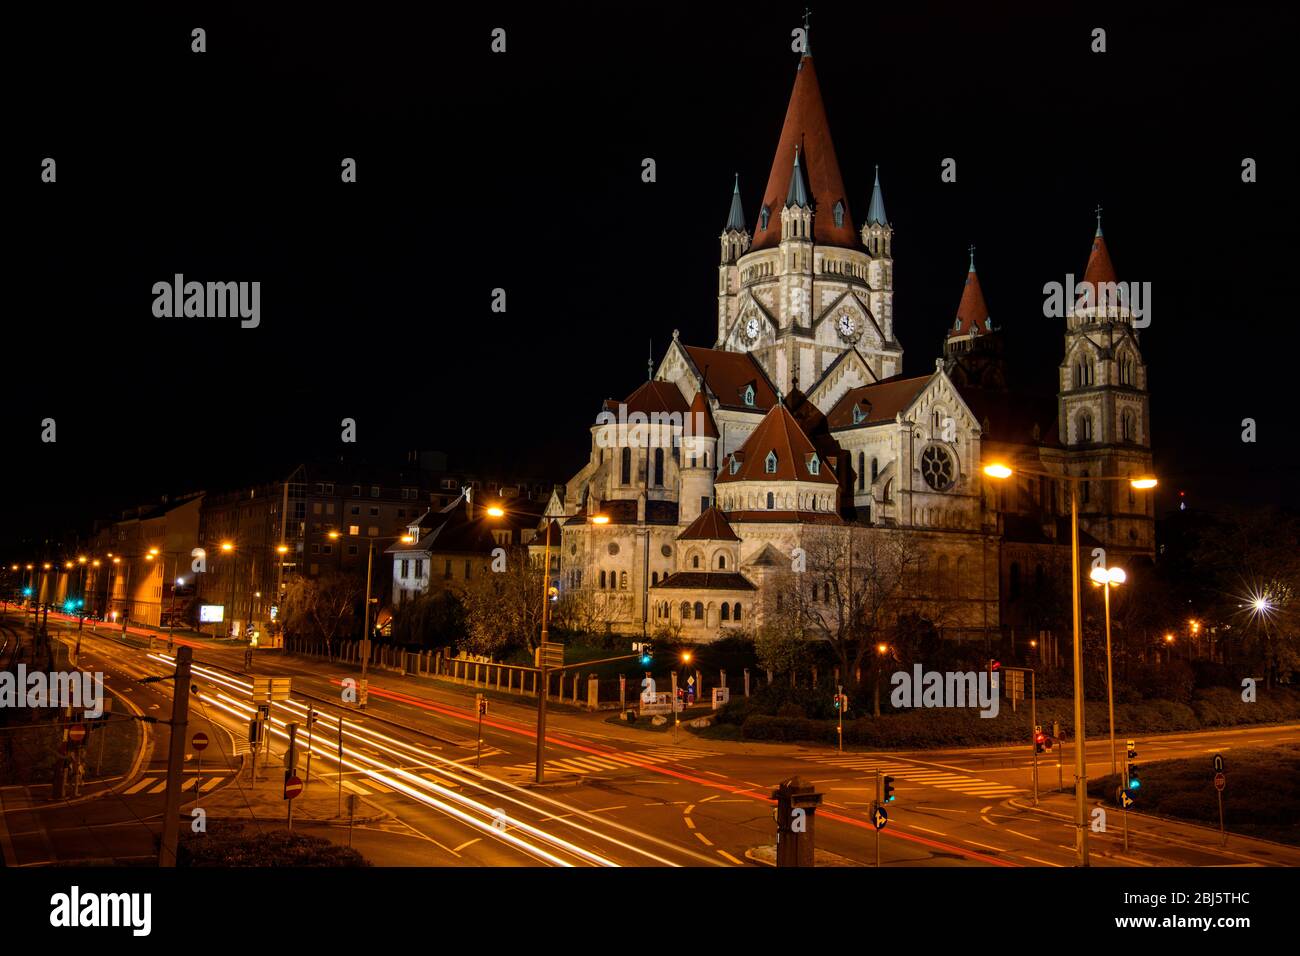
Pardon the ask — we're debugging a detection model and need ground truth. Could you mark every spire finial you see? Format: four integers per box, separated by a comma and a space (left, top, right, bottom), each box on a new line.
648, 340, 654, 381
803, 8, 813, 57
968, 243, 976, 272
867, 164, 888, 226
1094, 204, 1104, 237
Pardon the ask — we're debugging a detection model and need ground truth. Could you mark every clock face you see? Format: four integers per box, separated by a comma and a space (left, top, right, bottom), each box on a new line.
838, 313, 856, 338
745, 317, 760, 340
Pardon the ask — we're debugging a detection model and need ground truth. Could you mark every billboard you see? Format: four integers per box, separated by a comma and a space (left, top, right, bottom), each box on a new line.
199, 604, 225, 623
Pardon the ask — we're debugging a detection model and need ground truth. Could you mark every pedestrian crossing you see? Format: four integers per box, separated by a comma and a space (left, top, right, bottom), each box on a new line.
501, 745, 722, 777
123, 771, 232, 795
797, 753, 1025, 798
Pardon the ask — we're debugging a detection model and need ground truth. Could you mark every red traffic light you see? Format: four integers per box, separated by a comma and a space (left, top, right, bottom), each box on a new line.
989, 660, 1001, 671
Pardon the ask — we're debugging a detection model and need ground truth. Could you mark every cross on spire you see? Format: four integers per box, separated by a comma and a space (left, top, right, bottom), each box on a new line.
1094, 204, 1104, 237
968, 243, 976, 272
803, 8, 813, 56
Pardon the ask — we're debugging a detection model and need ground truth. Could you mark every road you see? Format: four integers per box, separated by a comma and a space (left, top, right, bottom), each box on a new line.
4, 610, 1298, 867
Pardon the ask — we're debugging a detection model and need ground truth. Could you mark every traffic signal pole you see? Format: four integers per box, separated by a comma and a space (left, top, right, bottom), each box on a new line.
159, 646, 193, 867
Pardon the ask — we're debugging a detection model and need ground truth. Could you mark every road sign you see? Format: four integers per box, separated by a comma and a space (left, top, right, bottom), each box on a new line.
872, 805, 889, 830
1119, 789, 1135, 809
250, 676, 292, 703
535, 642, 564, 669
191, 731, 209, 752
1214, 772, 1226, 792
1213, 753, 1225, 773
67, 724, 87, 745
283, 775, 303, 800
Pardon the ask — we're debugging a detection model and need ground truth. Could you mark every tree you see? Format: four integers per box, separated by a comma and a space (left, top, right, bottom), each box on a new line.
764, 527, 951, 693
458, 546, 544, 658
390, 589, 464, 649
281, 571, 365, 660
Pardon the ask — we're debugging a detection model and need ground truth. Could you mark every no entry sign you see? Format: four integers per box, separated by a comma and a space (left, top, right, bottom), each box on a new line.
284, 775, 303, 800
192, 731, 209, 752
67, 724, 87, 745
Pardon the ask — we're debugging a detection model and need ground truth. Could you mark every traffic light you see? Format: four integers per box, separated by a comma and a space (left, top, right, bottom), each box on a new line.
833, 692, 849, 711
882, 775, 896, 803
1127, 765, 1141, 790
639, 642, 653, 666
1126, 739, 1137, 760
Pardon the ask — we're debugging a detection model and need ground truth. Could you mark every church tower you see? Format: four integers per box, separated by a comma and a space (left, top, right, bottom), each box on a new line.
717, 175, 751, 346
943, 247, 1007, 390
723, 40, 903, 393
1058, 211, 1154, 556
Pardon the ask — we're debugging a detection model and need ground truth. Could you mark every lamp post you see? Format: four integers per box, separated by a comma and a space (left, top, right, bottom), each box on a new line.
220, 541, 236, 638
984, 462, 1156, 867
1089, 564, 1127, 776
329, 529, 413, 709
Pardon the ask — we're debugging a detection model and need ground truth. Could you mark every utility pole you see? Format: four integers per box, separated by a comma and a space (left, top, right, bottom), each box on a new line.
159, 646, 193, 867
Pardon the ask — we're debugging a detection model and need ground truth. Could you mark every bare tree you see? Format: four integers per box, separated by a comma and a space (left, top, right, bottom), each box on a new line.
458, 546, 545, 658
282, 571, 365, 661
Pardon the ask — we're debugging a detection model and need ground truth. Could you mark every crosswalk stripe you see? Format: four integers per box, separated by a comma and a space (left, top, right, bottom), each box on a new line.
148, 780, 168, 794
124, 779, 154, 795
200, 778, 221, 792
341, 780, 369, 795
181, 778, 198, 791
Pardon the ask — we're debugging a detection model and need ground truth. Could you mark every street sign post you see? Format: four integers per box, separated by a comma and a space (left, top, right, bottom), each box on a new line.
1214, 763, 1227, 846
1213, 753, 1225, 773
1214, 772, 1225, 791
475, 694, 486, 768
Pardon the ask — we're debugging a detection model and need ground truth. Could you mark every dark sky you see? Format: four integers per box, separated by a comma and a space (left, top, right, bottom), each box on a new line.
4, 3, 1296, 555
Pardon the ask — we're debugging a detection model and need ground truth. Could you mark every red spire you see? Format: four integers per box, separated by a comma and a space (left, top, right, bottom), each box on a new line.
751, 56, 857, 252
1076, 234, 1119, 310
949, 257, 991, 338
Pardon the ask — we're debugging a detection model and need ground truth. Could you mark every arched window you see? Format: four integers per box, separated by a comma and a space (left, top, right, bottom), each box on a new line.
599, 570, 607, 588
857, 451, 865, 491
1077, 412, 1093, 443
692, 553, 701, 569
871, 457, 879, 482
733, 603, 742, 621
833, 200, 845, 228
720, 603, 730, 621
1122, 409, 1137, 442
651, 571, 659, 585
693, 602, 704, 620
653, 447, 664, 486
1119, 353, 1135, 386
620, 446, 632, 484
808, 454, 820, 476
883, 479, 893, 502
743, 385, 756, 407
1009, 561, 1022, 600
680, 601, 690, 619
766, 491, 775, 509
1075, 360, 1094, 387
765, 450, 777, 473
717, 553, 727, 569
759, 206, 770, 230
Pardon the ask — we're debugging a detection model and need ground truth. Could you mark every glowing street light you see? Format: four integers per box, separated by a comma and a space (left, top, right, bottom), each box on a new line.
1090, 564, 1127, 773
983, 461, 1157, 866
486, 505, 506, 518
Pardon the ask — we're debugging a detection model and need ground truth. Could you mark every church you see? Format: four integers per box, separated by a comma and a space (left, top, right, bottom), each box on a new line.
543, 42, 1154, 647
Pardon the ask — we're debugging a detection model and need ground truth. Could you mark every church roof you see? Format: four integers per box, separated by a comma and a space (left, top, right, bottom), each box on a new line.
682, 345, 779, 411
717, 403, 838, 485
687, 384, 719, 438
866, 165, 888, 226
949, 252, 992, 339
603, 379, 689, 416
724, 509, 843, 525
678, 506, 739, 541
652, 571, 757, 591
785, 147, 811, 208
750, 55, 858, 252
725, 174, 746, 232
826, 375, 931, 430
1076, 232, 1119, 308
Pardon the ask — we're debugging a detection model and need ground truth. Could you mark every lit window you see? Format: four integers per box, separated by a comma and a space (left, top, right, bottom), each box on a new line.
765, 451, 777, 474
808, 454, 820, 475
743, 385, 756, 407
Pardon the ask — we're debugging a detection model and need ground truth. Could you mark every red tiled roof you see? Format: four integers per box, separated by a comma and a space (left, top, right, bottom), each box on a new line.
651, 571, 756, 591
723, 510, 843, 525
826, 375, 930, 429
751, 57, 857, 253
1076, 234, 1119, 308
717, 403, 838, 485
687, 385, 719, 438
683, 346, 778, 411
603, 379, 689, 416
949, 269, 991, 338
677, 506, 739, 541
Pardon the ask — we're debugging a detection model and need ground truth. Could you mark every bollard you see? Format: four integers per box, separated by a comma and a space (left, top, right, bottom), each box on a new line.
773, 777, 823, 867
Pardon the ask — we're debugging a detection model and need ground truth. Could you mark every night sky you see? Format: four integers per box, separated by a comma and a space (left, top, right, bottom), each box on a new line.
4, 3, 1296, 554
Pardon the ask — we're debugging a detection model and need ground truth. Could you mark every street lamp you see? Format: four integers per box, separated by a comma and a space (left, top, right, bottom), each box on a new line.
329, 528, 413, 708
983, 462, 1156, 867
1089, 564, 1127, 775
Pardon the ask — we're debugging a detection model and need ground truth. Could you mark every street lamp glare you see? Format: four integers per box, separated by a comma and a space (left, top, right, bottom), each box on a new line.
78, 556, 87, 564
220, 542, 234, 552
277, 545, 289, 554
1089, 566, 1109, 585
1108, 567, 1127, 586
486, 505, 506, 517
876, 642, 889, 655
982, 463, 1014, 479
1130, 477, 1158, 489
400, 535, 414, 544
591, 514, 610, 524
